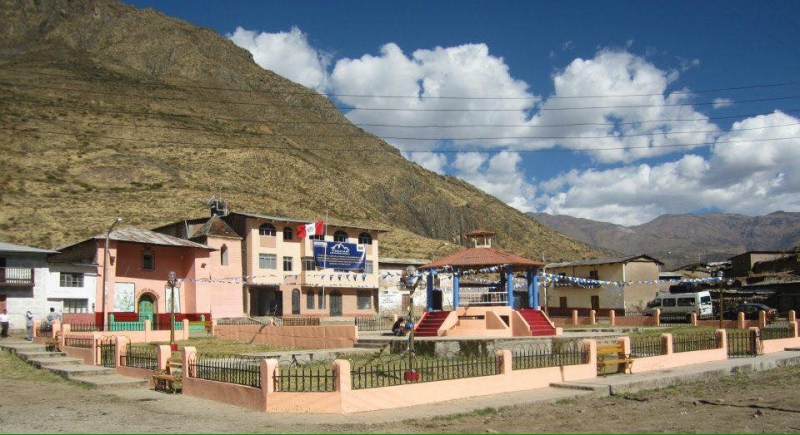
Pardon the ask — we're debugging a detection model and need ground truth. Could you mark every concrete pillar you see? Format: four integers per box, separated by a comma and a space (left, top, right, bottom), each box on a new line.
182, 346, 197, 379
263, 358, 278, 393
496, 349, 512, 375
115, 336, 128, 368
715, 329, 727, 351
789, 310, 796, 323
609, 310, 616, 326
210, 318, 217, 336
571, 310, 578, 325
737, 312, 746, 329
654, 309, 661, 327
758, 310, 766, 329
156, 345, 171, 371
526, 268, 536, 309
690, 313, 697, 326
662, 333, 673, 355
334, 359, 351, 392
453, 268, 460, 310
589, 310, 596, 325
183, 319, 190, 339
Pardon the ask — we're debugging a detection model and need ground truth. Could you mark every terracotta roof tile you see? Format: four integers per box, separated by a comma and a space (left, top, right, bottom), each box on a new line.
420, 247, 544, 270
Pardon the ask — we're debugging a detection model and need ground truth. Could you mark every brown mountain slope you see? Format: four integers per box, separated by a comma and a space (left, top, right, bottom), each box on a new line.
530, 211, 800, 269
0, 0, 601, 262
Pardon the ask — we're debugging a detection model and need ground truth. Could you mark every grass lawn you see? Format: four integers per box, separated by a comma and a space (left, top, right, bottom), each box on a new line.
135, 336, 299, 359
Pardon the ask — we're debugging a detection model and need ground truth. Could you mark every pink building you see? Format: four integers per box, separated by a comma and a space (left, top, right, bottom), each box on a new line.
51, 223, 243, 324
155, 203, 387, 318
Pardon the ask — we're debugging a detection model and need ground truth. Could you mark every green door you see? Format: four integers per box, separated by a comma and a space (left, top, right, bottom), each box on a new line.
138, 296, 154, 324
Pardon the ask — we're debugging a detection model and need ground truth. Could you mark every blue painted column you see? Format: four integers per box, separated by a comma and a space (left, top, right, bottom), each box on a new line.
453, 268, 461, 310
506, 266, 514, 308
426, 273, 434, 312
527, 268, 535, 308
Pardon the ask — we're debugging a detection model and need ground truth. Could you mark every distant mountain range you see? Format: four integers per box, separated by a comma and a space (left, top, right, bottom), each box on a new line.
528, 211, 800, 270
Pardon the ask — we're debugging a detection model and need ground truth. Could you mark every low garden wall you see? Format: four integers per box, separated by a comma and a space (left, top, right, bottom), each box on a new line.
214, 324, 357, 349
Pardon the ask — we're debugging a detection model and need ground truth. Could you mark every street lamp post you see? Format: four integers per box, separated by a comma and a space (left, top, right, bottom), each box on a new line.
101, 217, 122, 331
402, 266, 420, 382
167, 271, 178, 351
717, 271, 727, 329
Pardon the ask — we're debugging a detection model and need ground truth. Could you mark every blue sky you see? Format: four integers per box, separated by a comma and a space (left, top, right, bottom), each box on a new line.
125, 0, 800, 226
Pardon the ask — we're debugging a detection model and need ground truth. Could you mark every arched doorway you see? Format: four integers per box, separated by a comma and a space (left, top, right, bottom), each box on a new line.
329, 291, 342, 317
138, 294, 155, 324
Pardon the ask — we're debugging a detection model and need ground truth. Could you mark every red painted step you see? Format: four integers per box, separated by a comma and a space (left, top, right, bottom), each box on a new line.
517, 309, 557, 336
413, 311, 450, 337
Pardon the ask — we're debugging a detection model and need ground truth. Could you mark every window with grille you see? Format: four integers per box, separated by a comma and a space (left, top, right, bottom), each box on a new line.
259, 223, 276, 236
259, 254, 277, 269
302, 257, 315, 271
63, 299, 89, 313
283, 256, 293, 272
334, 230, 348, 242
283, 227, 293, 241
306, 290, 315, 309
365, 260, 374, 274
220, 244, 229, 266
142, 251, 155, 270
358, 232, 372, 245
357, 291, 372, 309
59, 272, 84, 288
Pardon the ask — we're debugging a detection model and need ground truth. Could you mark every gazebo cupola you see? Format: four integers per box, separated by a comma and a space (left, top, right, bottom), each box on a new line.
464, 228, 495, 248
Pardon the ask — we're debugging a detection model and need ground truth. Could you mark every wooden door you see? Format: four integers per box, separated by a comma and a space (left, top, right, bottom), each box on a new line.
330, 291, 343, 317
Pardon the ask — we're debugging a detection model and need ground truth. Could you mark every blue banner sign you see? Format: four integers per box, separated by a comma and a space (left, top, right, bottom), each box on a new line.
313, 241, 366, 270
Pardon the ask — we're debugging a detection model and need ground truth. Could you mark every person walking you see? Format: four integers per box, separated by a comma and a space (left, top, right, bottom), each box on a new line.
0, 309, 9, 338
25, 311, 34, 341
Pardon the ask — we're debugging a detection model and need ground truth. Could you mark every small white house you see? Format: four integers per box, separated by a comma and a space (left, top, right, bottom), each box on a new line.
0, 241, 57, 331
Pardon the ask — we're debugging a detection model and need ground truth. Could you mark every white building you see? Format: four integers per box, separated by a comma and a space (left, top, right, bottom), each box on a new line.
0, 241, 57, 331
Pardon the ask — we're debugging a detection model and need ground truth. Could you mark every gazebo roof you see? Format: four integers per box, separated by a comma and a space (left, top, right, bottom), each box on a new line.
464, 228, 496, 238
419, 246, 544, 271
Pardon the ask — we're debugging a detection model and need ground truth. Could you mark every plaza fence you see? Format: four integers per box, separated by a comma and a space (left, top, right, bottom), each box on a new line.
188, 353, 262, 388
63, 336, 93, 348
630, 335, 663, 357
68, 321, 100, 332
761, 325, 793, 341
355, 316, 394, 331
727, 329, 760, 358
275, 359, 336, 392
672, 332, 719, 353
120, 343, 159, 370
511, 340, 587, 370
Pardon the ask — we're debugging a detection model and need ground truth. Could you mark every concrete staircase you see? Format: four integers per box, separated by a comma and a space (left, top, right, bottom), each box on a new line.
517, 309, 557, 336
414, 311, 451, 337
0, 340, 149, 390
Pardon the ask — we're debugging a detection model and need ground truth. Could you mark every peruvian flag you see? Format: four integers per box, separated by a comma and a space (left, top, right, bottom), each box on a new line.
297, 220, 324, 238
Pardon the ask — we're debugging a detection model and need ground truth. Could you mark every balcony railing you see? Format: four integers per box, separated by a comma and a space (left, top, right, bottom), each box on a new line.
0, 267, 34, 286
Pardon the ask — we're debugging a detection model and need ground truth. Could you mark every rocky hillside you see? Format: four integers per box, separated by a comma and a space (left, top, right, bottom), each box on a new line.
530, 211, 800, 269
0, 0, 601, 262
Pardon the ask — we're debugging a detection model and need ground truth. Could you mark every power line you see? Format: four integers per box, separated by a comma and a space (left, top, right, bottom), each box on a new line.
3, 67, 800, 100
6, 95, 800, 130
3, 80, 800, 112
2, 126, 797, 153
6, 114, 796, 142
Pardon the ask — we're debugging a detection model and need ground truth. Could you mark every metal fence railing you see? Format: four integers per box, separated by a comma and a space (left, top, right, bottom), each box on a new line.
277, 316, 321, 327
121, 344, 158, 370
355, 316, 394, 331
673, 332, 719, 353
63, 335, 93, 348
511, 340, 587, 370
37, 322, 53, 337
761, 325, 793, 341
98, 337, 116, 368
216, 317, 265, 326
275, 359, 336, 392
68, 321, 99, 332
630, 335, 663, 357
350, 351, 499, 390
189, 354, 262, 388
727, 329, 760, 358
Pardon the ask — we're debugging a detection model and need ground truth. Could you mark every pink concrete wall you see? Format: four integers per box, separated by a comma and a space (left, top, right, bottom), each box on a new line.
183, 377, 265, 411
60, 344, 96, 365
762, 336, 800, 353
214, 324, 357, 349
195, 236, 244, 318
631, 347, 728, 373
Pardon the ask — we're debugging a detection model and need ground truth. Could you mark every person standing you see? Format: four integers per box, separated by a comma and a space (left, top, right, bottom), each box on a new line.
0, 309, 9, 338
46, 307, 62, 324
25, 311, 34, 341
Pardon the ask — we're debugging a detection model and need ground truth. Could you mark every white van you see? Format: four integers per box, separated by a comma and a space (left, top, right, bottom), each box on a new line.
644, 291, 714, 319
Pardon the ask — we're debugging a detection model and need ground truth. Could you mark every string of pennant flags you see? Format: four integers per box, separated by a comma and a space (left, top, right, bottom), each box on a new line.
187, 267, 723, 290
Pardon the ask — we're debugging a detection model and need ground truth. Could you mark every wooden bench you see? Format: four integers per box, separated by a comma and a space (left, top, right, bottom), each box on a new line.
153, 361, 182, 393
596, 342, 633, 374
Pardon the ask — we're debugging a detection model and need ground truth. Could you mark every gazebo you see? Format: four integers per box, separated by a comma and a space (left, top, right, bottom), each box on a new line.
414, 229, 558, 337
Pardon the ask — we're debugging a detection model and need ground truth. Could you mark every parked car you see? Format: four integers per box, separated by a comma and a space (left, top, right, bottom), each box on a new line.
722, 303, 777, 322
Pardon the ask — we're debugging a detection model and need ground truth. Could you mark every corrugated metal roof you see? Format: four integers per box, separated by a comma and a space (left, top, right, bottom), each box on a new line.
0, 241, 58, 254
547, 254, 663, 268
93, 227, 215, 250
420, 247, 544, 270
231, 211, 390, 233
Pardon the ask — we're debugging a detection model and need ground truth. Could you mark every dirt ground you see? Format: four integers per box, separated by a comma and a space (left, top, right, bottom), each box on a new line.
2, 350, 800, 433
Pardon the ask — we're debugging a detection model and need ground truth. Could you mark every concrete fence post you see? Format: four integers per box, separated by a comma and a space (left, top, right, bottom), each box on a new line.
789, 310, 796, 323
748, 327, 762, 355
654, 309, 661, 327
589, 310, 596, 325
61, 324, 70, 349
183, 319, 190, 340
758, 310, 767, 329
609, 310, 616, 326
51, 320, 61, 338
156, 345, 171, 371
690, 313, 697, 326
737, 312, 746, 330
584, 339, 597, 369
715, 329, 727, 351
115, 336, 129, 368
90, 336, 99, 366
334, 359, 351, 393
33, 320, 39, 338
182, 346, 197, 378
496, 349, 512, 375
790, 321, 798, 338
144, 319, 151, 342
661, 333, 673, 355
571, 310, 578, 325
210, 319, 217, 336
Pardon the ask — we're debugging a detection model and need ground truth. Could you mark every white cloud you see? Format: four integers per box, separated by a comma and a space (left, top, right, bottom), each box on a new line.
227, 26, 331, 91
451, 151, 538, 212
713, 98, 733, 109
407, 152, 449, 174
536, 111, 800, 225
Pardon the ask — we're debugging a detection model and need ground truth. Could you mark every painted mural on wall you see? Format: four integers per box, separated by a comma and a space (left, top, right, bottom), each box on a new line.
114, 282, 135, 312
